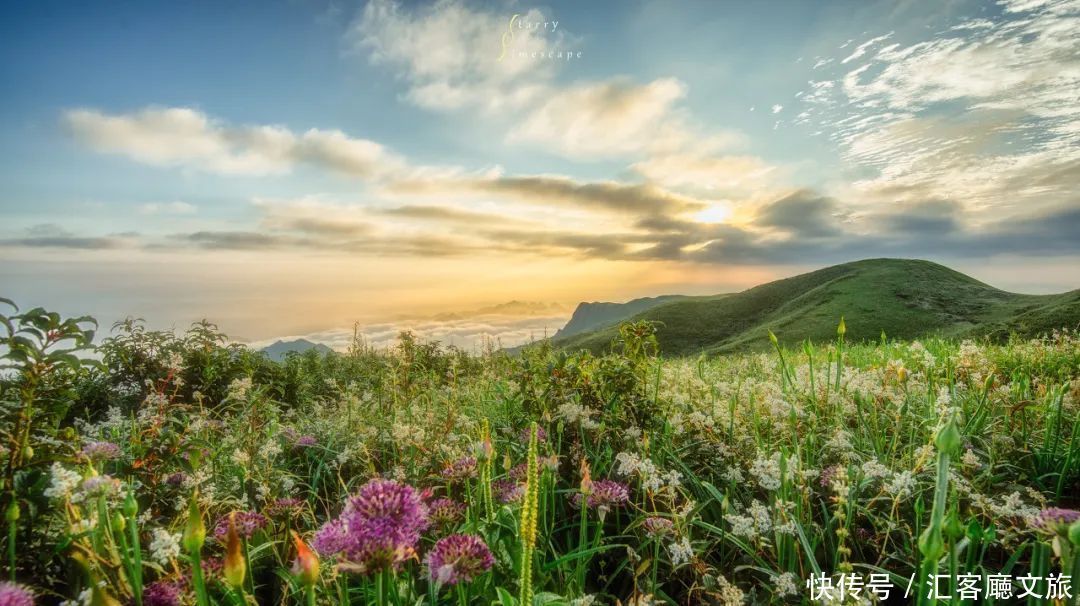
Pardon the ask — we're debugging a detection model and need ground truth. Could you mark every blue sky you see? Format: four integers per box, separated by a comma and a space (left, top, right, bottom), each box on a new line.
1, 0, 1078, 346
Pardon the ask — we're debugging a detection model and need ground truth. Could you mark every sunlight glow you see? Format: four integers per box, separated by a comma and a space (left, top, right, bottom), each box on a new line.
692, 203, 732, 224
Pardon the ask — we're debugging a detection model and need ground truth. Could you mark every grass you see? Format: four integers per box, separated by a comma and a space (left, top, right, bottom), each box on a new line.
554, 259, 1080, 356
1, 298, 1079, 605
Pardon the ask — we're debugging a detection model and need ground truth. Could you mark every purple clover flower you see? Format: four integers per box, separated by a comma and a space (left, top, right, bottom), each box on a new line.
142, 581, 183, 606
819, 465, 843, 489
493, 479, 525, 504
0, 582, 34, 606
509, 463, 529, 482
572, 479, 630, 510
266, 497, 304, 518
342, 479, 430, 537
314, 479, 430, 576
311, 518, 350, 556
212, 511, 268, 541
1032, 508, 1080, 535
294, 435, 318, 449
519, 425, 547, 444
643, 517, 674, 538
425, 534, 494, 586
80, 475, 121, 499
441, 456, 478, 482
81, 441, 122, 462
428, 498, 466, 529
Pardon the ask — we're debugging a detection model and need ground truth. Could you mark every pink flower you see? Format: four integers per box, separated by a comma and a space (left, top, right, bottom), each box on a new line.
314, 479, 430, 576
425, 534, 494, 585
0, 582, 33, 606
212, 511, 268, 541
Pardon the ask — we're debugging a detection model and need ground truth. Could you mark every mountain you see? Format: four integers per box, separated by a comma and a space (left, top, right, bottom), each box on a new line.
553, 295, 689, 340
260, 338, 334, 361
553, 259, 1080, 356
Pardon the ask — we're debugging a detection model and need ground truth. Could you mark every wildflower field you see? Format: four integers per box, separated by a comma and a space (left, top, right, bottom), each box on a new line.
2, 300, 1079, 605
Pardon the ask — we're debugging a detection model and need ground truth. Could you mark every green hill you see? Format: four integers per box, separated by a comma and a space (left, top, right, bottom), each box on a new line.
553, 258, 1080, 355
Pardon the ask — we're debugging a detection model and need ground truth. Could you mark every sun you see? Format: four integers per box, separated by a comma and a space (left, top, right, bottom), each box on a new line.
692, 203, 732, 224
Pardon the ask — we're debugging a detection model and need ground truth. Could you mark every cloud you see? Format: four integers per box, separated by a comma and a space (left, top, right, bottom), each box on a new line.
379, 204, 517, 225
7, 185, 1079, 266
351, 0, 559, 112
64, 107, 294, 175
352, 0, 742, 163
387, 173, 708, 216
507, 78, 699, 158
65, 107, 405, 178
630, 152, 776, 194
248, 303, 572, 352
755, 191, 846, 238
798, 0, 1080, 214
140, 201, 197, 215
878, 199, 961, 235
0, 224, 135, 250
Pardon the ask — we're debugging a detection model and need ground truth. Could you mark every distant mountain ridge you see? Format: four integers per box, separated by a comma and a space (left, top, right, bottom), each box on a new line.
261, 338, 333, 361
551, 259, 1080, 356
553, 295, 690, 340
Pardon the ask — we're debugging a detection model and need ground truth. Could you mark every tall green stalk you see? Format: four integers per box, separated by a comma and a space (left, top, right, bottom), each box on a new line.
916, 417, 961, 606
183, 492, 210, 606
519, 423, 540, 606
4, 499, 16, 581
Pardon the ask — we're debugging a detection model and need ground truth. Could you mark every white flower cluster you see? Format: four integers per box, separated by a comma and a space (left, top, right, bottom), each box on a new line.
149, 528, 181, 565
228, 377, 253, 400
749, 452, 791, 491
44, 463, 82, 500
667, 537, 693, 567
909, 341, 937, 367
556, 401, 599, 430
772, 572, 799, 598
614, 451, 681, 492
860, 459, 891, 480
885, 470, 916, 498
59, 586, 95, 606
726, 500, 772, 539
824, 430, 853, 453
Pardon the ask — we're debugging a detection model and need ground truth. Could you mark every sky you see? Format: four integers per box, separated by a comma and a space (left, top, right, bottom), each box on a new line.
1, 0, 1078, 349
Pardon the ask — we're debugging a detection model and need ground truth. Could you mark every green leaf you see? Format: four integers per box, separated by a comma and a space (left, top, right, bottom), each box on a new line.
494, 587, 517, 606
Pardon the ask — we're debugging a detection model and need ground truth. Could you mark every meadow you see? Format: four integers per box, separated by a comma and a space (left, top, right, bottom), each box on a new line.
2, 299, 1079, 605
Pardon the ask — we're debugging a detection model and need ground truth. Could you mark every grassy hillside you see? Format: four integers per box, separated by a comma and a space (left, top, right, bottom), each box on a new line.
554, 258, 1080, 355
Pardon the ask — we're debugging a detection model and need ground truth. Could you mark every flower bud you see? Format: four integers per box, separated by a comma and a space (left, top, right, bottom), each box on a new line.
935, 418, 962, 455
918, 526, 944, 560
579, 459, 593, 496
837, 317, 846, 336
111, 511, 126, 532
291, 531, 320, 587
122, 489, 138, 518
223, 513, 246, 590
768, 330, 778, 346
181, 491, 205, 553
5, 500, 18, 523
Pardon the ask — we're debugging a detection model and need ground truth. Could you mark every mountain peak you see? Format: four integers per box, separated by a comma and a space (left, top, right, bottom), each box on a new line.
261, 338, 333, 362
